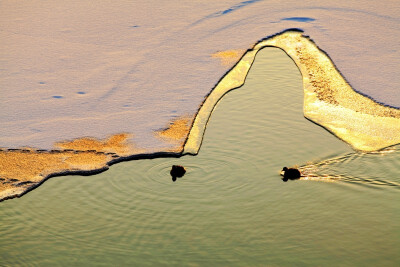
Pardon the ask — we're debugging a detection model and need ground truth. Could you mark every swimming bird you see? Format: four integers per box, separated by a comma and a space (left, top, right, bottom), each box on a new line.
281, 167, 301, 182
170, 165, 186, 182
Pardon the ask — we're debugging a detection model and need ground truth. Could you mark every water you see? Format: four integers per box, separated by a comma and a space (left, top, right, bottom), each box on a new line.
1, 48, 399, 266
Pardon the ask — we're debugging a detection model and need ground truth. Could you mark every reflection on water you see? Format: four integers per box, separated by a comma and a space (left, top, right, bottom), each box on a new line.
1, 48, 399, 266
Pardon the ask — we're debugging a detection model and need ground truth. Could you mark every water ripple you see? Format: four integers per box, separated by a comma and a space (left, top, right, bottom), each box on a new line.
299, 146, 400, 189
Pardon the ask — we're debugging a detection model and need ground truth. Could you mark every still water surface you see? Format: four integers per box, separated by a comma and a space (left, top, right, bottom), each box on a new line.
1, 48, 399, 266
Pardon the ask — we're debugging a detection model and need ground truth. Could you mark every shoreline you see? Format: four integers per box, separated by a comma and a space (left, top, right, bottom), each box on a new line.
183, 29, 400, 155
2, 29, 400, 202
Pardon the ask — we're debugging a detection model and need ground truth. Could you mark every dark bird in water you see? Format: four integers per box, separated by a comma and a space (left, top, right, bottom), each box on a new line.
170, 165, 186, 182
281, 167, 301, 182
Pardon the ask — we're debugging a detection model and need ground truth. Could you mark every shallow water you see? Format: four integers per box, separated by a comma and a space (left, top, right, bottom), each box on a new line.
1, 48, 399, 266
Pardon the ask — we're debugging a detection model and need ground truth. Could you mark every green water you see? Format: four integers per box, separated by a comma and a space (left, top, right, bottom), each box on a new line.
1, 48, 399, 266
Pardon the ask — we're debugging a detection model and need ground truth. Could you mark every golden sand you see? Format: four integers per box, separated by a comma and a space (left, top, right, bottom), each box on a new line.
0, 149, 112, 200
0, 133, 140, 201
55, 133, 141, 157
155, 117, 193, 149
212, 49, 246, 67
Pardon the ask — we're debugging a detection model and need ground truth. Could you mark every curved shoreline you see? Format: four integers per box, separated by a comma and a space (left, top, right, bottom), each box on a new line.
183, 29, 400, 154
2, 29, 400, 202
